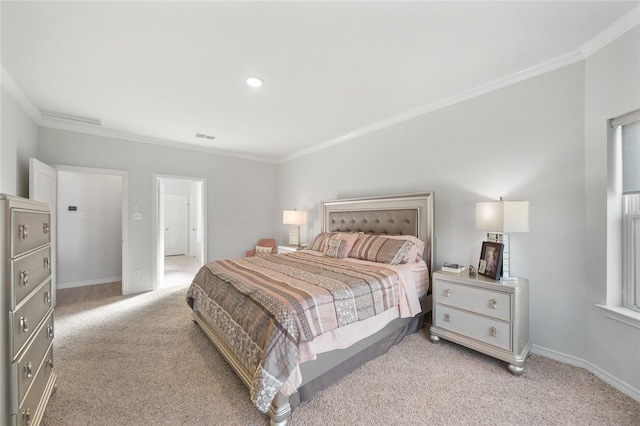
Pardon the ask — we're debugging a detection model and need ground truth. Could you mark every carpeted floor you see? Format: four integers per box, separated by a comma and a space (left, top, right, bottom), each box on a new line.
42, 284, 640, 426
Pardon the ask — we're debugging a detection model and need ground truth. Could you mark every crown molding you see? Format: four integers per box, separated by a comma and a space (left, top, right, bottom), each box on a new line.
39, 121, 277, 164
580, 5, 640, 58
279, 49, 584, 163
1, 65, 44, 125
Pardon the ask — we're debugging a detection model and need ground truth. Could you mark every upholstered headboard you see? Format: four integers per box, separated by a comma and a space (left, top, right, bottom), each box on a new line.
320, 193, 434, 273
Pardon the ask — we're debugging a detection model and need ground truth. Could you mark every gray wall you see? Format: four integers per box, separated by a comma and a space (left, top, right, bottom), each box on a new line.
57, 170, 123, 287
280, 62, 587, 357
0, 87, 38, 197
279, 27, 640, 396
584, 27, 640, 394
38, 128, 279, 294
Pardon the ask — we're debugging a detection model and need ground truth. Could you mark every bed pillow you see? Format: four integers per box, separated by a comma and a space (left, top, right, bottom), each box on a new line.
308, 232, 338, 252
255, 245, 273, 256
348, 234, 415, 265
383, 235, 425, 263
333, 232, 360, 258
324, 237, 348, 258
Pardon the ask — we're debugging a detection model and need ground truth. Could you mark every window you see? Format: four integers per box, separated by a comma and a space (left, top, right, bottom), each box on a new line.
620, 116, 640, 311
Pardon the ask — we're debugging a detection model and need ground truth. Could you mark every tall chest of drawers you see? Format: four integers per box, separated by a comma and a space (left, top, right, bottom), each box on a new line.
429, 270, 531, 375
1, 194, 56, 426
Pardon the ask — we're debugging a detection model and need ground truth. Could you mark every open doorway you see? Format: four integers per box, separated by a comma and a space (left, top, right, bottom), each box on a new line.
153, 175, 206, 289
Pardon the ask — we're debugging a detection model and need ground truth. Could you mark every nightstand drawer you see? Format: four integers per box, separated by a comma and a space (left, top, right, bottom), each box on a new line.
434, 304, 512, 351
434, 279, 512, 321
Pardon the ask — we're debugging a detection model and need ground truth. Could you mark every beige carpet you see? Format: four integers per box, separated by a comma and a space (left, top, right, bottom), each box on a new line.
42, 284, 640, 426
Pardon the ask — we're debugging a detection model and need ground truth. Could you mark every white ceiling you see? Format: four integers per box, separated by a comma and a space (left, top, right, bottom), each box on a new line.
1, 1, 638, 163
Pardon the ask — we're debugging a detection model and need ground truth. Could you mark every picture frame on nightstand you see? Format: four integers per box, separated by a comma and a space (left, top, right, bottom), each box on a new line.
478, 241, 503, 280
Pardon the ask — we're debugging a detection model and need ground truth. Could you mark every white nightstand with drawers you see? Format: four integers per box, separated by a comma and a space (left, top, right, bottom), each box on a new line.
276, 244, 307, 254
429, 270, 530, 375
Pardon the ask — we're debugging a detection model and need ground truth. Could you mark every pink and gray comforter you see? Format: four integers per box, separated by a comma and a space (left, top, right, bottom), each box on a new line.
186, 251, 405, 412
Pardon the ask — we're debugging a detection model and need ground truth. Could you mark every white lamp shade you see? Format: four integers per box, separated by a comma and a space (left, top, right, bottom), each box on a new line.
476, 201, 529, 233
283, 210, 307, 225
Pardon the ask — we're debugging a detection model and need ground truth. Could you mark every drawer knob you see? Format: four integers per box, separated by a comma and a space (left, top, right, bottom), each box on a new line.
43, 222, 50, 234
44, 256, 51, 269
23, 409, 31, 425
490, 298, 497, 309
24, 362, 33, 379
444, 289, 451, 297
444, 313, 450, 322
47, 324, 54, 338
20, 316, 29, 333
45, 291, 51, 304
20, 270, 29, 286
19, 223, 29, 239
47, 358, 54, 370
490, 326, 497, 337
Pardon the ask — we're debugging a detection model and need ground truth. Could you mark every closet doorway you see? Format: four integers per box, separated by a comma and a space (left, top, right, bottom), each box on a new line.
153, 175, 206, 289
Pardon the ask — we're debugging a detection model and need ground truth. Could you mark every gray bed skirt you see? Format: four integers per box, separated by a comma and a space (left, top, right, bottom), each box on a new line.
288, 313, 424, 412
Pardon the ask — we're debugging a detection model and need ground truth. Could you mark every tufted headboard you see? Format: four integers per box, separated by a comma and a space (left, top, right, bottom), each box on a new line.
320, 193, 434, 273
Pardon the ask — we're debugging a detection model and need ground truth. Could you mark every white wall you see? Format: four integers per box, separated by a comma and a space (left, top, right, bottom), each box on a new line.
57, 171, 123, 288
0, 87, 38, 197
38, 128, 279, 294
584, 27, 640, 395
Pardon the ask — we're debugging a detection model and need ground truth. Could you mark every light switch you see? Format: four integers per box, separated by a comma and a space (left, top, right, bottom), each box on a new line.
133, 212, 143, 220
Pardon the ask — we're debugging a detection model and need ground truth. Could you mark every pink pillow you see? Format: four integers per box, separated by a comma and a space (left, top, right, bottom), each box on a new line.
334, 232, 359, 258
382, 235, 425, 263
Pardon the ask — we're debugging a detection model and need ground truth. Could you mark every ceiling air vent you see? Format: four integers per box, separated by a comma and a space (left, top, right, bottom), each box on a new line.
196, 133, 216, 141
40, 109, 103, 126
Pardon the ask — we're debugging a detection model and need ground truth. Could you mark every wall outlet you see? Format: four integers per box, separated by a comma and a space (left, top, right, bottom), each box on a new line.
133, 269, 141, 278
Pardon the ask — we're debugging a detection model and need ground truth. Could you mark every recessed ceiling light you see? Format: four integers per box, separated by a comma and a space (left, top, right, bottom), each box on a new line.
247, 77, 263, 88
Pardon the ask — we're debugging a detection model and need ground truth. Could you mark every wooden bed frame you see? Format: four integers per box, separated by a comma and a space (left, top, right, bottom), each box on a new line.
190, 192, 434, 425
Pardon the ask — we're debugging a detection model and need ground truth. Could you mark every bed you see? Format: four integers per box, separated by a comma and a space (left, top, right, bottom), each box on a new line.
186, 193, 434, 425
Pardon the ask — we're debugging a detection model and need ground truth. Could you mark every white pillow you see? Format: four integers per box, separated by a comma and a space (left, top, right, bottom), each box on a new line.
255, 245, 273, 256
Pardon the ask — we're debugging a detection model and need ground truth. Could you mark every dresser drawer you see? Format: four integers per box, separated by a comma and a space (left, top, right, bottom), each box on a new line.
11, 210, 51, 258
13, 310, 54, 406
12, 246, 52, 308
434, 279, 512, 321
11, 280, 52, 359
434, 304, 512, 351
16, 344, 55, 426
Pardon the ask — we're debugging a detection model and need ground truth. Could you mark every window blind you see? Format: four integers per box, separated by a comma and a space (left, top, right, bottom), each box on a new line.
622, 118, 640, 194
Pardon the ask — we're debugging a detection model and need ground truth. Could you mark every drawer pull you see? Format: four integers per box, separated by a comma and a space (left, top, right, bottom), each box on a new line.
47, 358, 54, 370
444, 289, 451, 297
20, 270, 29, 286
43, 222, 50, 234
47, 324, 54, 338
444, 313, 450, 322
45, 291, 51, 304
19, 224, 29, 239
24, 362, 33, 379
20, 316, 29, 333
44, 256, 51, 269
490, 326, 497, 337
490, 299, 497, 309
23, 408, 31, 425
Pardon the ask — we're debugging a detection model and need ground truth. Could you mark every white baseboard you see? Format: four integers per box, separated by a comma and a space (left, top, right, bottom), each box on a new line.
532, 345, 640, 403
57, 276, 122, 290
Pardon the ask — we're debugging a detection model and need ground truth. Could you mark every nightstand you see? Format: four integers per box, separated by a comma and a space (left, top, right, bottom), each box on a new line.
277, 244, 307, 254
429, 270, 531, 375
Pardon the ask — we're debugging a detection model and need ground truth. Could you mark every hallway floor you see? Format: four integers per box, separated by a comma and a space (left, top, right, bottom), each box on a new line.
163, 255, 201, 287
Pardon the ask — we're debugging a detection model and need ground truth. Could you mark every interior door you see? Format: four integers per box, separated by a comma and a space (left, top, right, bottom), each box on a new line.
164, 194, 188, 256
188, 193, 197, 258
29, 158, 57, 306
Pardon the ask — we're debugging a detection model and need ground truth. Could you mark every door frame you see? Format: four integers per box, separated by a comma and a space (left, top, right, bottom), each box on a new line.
53, 165, 130, 294
152, 174, 207, 290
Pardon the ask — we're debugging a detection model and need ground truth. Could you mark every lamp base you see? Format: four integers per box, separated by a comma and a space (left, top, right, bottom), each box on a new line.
288, 225, 301, 247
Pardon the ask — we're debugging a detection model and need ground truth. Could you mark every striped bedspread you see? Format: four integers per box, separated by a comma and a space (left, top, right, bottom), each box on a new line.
186, 251, 405, 413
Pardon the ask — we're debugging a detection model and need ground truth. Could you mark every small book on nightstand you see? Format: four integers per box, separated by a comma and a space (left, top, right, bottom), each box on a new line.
442, 263, 466, 273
